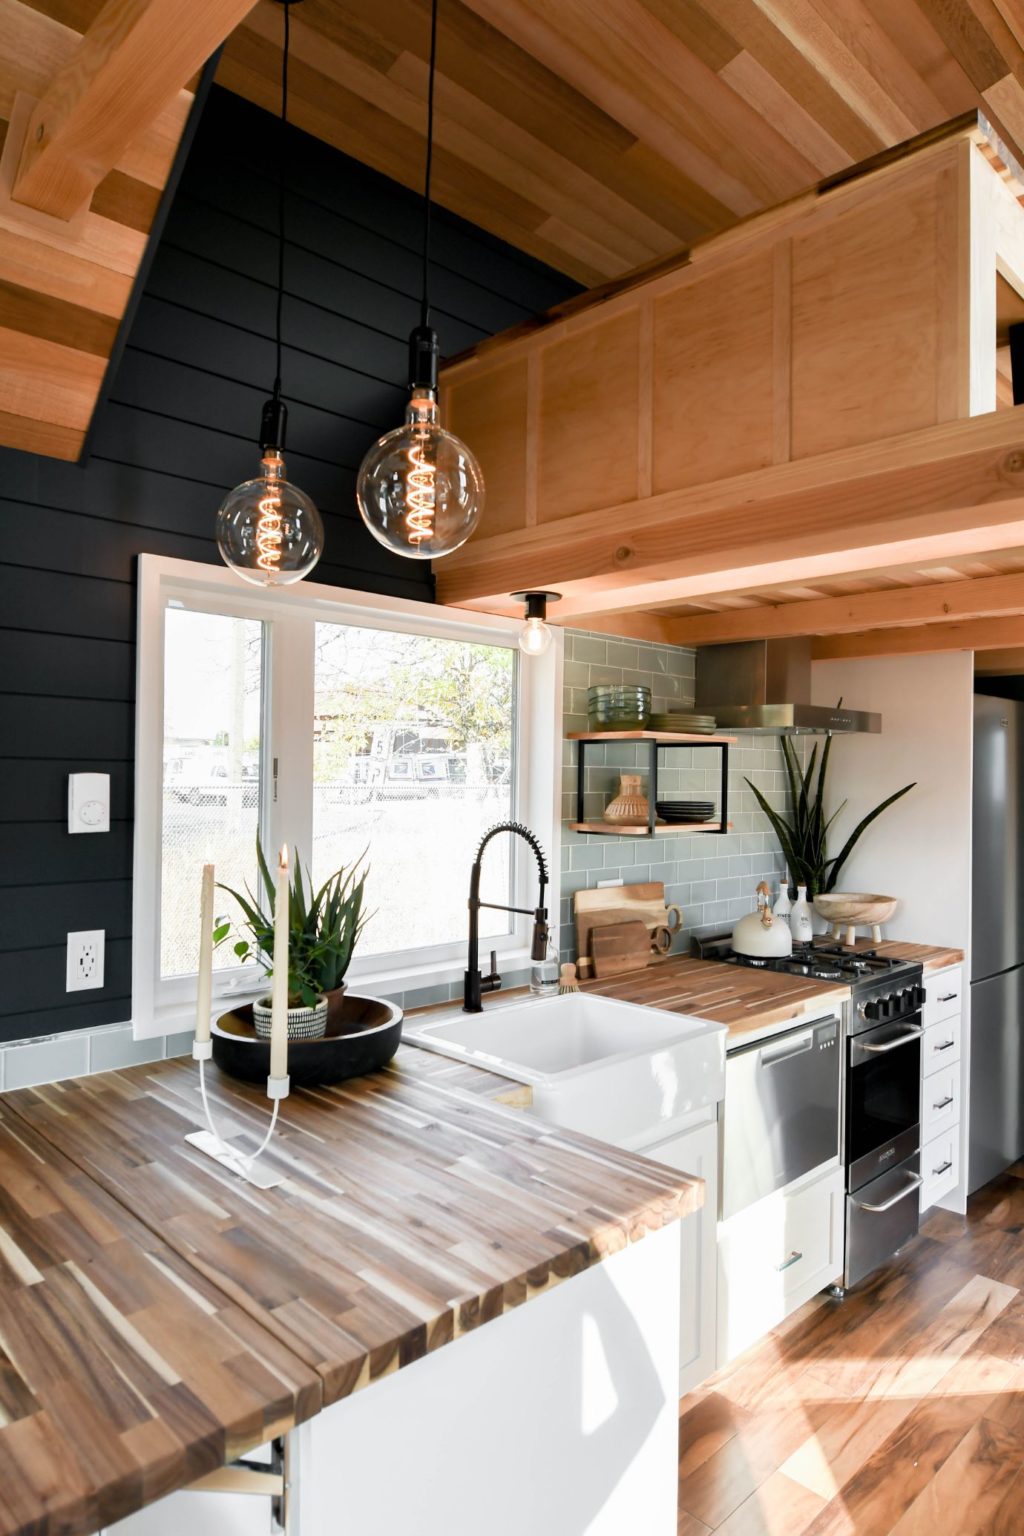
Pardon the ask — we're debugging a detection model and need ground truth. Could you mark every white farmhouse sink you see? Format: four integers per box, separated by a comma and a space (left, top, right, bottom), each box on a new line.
406, 992, 726, 1147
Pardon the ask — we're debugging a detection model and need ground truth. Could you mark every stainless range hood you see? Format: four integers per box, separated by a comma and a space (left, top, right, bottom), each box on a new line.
694, 638, 880, 734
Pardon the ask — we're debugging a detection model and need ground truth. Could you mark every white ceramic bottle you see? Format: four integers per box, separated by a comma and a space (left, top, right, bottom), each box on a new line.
774, 877, 792, 921
790, 884, 814, 944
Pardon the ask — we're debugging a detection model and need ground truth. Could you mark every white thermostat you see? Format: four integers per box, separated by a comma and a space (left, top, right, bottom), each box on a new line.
68, 772, 110, 834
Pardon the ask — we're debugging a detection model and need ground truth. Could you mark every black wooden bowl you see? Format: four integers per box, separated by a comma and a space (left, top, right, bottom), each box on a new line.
212, 993, 403, 1087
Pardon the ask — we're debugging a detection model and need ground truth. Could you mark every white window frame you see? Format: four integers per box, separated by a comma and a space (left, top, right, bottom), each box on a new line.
132, 554, 562, 1039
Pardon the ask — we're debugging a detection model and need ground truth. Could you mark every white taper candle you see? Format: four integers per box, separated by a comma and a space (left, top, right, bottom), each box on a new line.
195, 862, 214, 1044
269, 845, 290, 1082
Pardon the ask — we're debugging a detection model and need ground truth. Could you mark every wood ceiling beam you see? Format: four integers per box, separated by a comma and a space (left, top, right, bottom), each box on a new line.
813, 614, 1024, 660
11, 0, 257, 221
659, 568, 1024, 647
437, 409, 1024, 616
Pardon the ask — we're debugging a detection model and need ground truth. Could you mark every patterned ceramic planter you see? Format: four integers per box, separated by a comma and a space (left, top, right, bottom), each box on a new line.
252, 995, 328, 1041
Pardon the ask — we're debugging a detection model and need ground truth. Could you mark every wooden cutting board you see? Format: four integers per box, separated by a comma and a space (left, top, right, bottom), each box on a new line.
590, 921, 653, 978
574, 882, 683, 979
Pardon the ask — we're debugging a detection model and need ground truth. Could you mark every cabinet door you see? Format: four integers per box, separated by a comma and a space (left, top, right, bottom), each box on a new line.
103, 1490, 271, 1536
644, 1120, 718, 1397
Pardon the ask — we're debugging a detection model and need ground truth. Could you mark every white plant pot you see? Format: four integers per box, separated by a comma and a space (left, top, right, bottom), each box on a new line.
253, 994, 328, 1041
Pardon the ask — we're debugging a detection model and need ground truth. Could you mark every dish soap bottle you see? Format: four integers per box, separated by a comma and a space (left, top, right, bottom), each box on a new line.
790, 885, 814, 945
530, 928, 560, 997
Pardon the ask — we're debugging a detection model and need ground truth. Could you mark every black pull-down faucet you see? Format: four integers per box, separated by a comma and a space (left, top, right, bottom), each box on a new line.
464, 821, 549, 1013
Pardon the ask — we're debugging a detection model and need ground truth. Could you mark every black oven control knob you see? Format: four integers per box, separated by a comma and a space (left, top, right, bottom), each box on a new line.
912, 984, 926, 1011
862, 996, 883, 1021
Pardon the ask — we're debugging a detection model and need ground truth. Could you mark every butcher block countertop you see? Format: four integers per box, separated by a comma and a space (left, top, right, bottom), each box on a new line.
583, 955, 848, 1043
0, 1052, 699, 1536
581, 939, 965, 1044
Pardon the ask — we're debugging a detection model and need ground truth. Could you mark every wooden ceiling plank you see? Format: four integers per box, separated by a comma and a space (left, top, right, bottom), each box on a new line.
803, 0, 953, 128
11, 0, 257, 221
718, 48, 856, 174
638, 0, 743, 74
0, 222, 129, 314
662, 567, 1024, 644
861, 0, 979, 115
0, 272, 116, 353
0, 403, 82, 456
710, 0, 888, 160
813, 613, 1024, 656
0, 322, 105, 427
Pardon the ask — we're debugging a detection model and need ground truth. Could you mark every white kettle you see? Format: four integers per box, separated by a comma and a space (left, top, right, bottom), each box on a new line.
732, 881, 794, 959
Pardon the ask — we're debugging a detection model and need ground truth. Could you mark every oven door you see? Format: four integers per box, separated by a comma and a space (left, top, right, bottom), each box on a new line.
846, 1015, 922, 1191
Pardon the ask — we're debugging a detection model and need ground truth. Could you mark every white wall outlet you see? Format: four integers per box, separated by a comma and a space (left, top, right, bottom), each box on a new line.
596, 878, 625, 888
68, 772, 110, 834
67, 930, 105, 992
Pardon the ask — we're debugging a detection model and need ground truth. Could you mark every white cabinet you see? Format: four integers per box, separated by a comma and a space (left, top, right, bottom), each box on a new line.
920, 964, 964, 1213
102, 1489, 272, 1536
716, 1162, 845, 1367
643, 1119, 718, 1396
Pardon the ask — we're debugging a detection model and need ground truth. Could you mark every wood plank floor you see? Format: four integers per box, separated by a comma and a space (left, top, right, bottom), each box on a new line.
678, 1165, 1024, 1535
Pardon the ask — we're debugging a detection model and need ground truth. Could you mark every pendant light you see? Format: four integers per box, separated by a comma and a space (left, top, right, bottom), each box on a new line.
356, 0, 484, 561
512, 591, 561, 657
216, 0, 324, 587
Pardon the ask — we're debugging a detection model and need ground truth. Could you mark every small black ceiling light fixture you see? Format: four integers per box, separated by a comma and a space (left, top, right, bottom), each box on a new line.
216, 0, 324, 587
511, 591, 562, 657
355, 0, 484, 561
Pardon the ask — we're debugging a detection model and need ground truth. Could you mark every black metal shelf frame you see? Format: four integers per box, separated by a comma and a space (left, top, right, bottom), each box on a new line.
574, 737, 730, 836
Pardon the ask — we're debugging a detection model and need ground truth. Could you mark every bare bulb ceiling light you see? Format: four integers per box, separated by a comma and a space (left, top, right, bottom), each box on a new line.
512, 591, 561, 657
356, 0, 484, 560
217, 0, 323, 587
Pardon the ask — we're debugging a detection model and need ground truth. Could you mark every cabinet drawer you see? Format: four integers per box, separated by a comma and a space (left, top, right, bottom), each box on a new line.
923, 967, 963, 1029
922, 1012, 962, 1076
921, 1064, 959, 1143
717, 1166, 844, 1364
920, 1127, 959, 1211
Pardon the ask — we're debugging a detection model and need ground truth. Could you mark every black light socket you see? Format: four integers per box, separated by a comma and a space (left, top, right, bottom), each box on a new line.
259, 394, 288, 454
510, 590, 562, 622
408, 324, 440, 393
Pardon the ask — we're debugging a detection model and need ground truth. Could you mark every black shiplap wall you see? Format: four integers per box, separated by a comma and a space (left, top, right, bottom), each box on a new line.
0, 86, 578, 1043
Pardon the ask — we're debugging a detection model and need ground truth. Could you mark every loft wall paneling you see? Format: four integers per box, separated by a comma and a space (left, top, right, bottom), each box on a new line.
436, 117, 1024, 627
0, 85, 579, 1045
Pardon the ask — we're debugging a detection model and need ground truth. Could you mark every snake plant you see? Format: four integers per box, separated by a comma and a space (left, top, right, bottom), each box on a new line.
746, 717, 914, 899
215, 839, 370, 1008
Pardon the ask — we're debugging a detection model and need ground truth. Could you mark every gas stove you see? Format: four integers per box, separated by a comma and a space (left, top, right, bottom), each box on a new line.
692, 932, 924, 1034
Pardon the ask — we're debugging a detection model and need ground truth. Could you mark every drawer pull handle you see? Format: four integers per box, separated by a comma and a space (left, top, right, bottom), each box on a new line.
775, 1250, 803, 1272
853, 1172, 923, 1212
932, 1160, 953, 1176
933, 1095, 954, 1110
935, 1039, 956, 1051
937, 993, 959, 1003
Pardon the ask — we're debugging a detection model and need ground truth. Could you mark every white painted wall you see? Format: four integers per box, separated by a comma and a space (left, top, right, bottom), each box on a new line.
812, 651, 974, 1215
811, 652, 973, 952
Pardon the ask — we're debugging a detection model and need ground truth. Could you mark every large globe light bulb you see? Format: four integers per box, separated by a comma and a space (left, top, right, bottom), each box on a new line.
217, 450, 324, 587
357, 390, 483, 560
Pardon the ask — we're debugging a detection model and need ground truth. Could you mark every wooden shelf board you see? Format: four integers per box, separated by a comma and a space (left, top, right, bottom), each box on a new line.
569, 821, 733, 836
567, 731, 737, 744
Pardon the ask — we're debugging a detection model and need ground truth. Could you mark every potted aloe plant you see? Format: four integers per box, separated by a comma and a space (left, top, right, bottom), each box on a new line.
746, 721, 914, 900
215, 839, 370, 1040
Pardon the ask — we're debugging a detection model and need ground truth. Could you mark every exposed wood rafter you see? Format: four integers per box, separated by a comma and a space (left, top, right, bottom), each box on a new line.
814, 614, 1024, 659
12, 0, 258, 222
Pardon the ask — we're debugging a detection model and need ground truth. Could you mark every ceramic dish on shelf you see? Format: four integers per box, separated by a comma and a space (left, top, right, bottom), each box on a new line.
648, 712, 717, 733
587, 683, 651, 731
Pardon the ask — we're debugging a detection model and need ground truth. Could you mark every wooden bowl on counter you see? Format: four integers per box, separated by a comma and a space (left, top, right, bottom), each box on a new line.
813, 892, 898, 945
212, 994, 403, 1087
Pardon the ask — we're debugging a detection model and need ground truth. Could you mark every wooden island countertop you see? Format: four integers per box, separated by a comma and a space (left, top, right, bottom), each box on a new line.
0, 1050, 700, 1536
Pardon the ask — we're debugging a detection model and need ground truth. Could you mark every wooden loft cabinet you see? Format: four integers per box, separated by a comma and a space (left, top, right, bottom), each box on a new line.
437, 115, 1024, 626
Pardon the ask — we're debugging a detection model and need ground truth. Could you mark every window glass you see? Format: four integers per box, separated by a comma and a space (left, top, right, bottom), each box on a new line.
161, 608, 263, 977
312, 623, 516, 958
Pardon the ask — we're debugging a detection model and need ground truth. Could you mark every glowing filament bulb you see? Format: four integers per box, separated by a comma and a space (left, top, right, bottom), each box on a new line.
256, 486, 284, 573
406, 438, 436, 545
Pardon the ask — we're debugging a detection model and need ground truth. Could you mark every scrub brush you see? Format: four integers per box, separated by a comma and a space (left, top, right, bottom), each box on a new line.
559, 962, 580, 994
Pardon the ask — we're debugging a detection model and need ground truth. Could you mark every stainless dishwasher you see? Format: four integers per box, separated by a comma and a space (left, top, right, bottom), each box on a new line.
723, 1015, 841, 1220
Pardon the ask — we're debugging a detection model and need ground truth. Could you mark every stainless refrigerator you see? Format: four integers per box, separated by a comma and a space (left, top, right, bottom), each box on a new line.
969, 694, 1024, 1192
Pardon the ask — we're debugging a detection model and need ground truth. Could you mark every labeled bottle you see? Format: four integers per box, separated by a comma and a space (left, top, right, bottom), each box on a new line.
790, 884, 814, 944
530, 927, 560, 997
774, 876, 792, 921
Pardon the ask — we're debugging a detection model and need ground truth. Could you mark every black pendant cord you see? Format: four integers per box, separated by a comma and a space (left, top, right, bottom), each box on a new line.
420, 0, 439, 332
273, 0, 290, 402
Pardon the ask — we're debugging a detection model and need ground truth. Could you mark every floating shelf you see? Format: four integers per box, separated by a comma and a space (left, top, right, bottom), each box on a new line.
569, 729, 734, 837
567, 730, 738, 744
569, 821, 734, 836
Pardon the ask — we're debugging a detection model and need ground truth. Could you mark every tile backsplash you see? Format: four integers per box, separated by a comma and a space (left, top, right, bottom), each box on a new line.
560, 630, 790, 960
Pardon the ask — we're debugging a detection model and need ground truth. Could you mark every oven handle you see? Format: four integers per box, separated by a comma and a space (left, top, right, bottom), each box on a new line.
852, 1172, 923, 1213
857, 1025, 923, 1054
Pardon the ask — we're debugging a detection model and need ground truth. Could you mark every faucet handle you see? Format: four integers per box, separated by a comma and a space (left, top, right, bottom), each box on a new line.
489, 949, 499, 980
